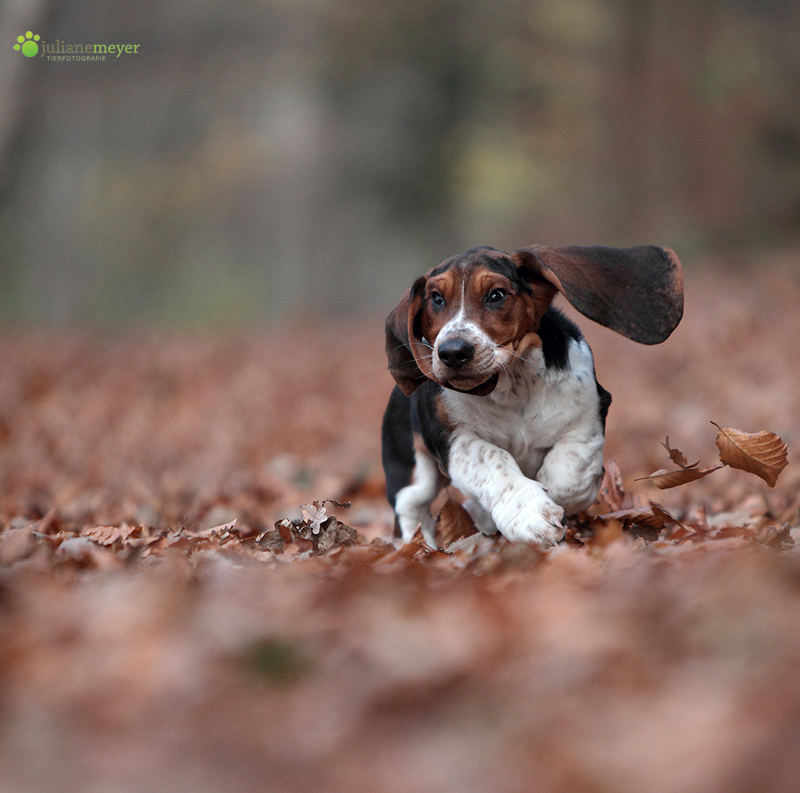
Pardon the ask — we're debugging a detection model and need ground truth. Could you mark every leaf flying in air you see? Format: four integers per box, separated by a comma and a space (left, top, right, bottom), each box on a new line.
662, 437, 698, 470
712, 423, 789, 487
637, 465, 723, 489
636, 436, 722, 489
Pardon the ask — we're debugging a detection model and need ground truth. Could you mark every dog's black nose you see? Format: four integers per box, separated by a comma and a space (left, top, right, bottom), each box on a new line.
438, 339, 475, 369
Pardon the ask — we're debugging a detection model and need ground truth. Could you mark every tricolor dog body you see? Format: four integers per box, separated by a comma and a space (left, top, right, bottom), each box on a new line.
382, 244, 683, 547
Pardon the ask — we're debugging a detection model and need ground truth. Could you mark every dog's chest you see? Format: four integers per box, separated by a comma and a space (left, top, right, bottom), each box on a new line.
441, 339, 599, 477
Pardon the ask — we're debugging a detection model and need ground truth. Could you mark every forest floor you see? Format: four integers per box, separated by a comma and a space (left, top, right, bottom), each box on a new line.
2, 258, 800, 793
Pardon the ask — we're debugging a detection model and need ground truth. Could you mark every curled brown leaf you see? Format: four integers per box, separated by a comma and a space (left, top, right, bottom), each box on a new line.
712, 423, 789, 487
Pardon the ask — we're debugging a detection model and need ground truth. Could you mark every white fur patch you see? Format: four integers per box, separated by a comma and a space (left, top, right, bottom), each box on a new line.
393, 446, 441, 546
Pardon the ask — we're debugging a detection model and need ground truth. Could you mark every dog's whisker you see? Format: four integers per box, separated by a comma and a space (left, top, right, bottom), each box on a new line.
501, 347, 528, 362
499, 360, 520, 389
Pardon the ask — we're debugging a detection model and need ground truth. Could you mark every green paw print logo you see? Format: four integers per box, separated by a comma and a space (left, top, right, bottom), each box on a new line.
14, 31, 40, 57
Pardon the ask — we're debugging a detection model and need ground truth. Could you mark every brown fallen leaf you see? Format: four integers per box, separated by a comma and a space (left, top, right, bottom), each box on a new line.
636, 465, 723, 489
597, 460, 626, 511
662, 437, 698, 470
712, 423, 789, 487
256, 530, 286, 552
195, 519, 238, 539
299, 502, 329, 535
601, 504, 680, 534
268, 500, 358, 554
315, 518, 357, 552
636, 435, 723, 489
54, 536, 117, 569
84, 524, 142, 546
649, 501, 686, 530
256, 518, 294, 552
299, 499, 353, 535
438, 498, 477, 547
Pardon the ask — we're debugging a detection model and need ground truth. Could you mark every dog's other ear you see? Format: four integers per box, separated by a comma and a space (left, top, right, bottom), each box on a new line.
385, 276, 428, 395
512, 245, 684, 344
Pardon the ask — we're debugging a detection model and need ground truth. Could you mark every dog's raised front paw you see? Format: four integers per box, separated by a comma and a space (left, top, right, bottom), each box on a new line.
491, 482, 566, 547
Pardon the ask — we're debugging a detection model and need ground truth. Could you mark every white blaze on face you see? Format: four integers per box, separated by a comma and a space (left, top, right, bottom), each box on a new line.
431, 279, 498, 383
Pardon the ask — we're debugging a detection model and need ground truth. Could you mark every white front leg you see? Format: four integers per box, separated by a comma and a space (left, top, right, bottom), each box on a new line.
448, 433, 565, 547
536, 425, 605, 514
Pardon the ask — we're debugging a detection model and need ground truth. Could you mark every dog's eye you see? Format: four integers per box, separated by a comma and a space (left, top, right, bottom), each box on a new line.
430, 292, 445, 307
485, 288, 506, 306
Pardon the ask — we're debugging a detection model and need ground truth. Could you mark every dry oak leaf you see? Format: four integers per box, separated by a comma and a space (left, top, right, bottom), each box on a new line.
264, 499, 357, 554
299, 499, 352, 535
299, 502, 328, 535
712, 423, 789, 487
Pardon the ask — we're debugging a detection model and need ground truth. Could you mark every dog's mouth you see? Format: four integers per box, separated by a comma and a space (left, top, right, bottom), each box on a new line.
442, 372, 500, 396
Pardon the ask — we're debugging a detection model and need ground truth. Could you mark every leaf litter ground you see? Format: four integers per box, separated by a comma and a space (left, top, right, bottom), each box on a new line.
2, 261, 800, 793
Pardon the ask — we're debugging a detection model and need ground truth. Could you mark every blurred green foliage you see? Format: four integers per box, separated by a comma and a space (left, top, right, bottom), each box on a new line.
0, 0, 799, 324
237, 635, 311, 686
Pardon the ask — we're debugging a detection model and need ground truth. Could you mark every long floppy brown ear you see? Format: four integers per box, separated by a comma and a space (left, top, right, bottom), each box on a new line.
385, 277, 428, 396
512, 245, 684, 344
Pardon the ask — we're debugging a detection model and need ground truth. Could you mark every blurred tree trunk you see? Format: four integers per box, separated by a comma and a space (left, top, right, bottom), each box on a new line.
611, 0, 754, 243
0, 0, 51, 198
616, 0, 657, 235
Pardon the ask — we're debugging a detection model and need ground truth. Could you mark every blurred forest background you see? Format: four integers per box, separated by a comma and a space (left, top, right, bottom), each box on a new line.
5, 6, 800, 791
0, 0, 799, 324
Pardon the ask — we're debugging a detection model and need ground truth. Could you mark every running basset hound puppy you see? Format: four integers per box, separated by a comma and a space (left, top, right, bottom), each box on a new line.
382, 244, 683, 547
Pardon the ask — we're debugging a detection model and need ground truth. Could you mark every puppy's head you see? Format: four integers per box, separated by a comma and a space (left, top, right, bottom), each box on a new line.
385, 244, 683, 396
